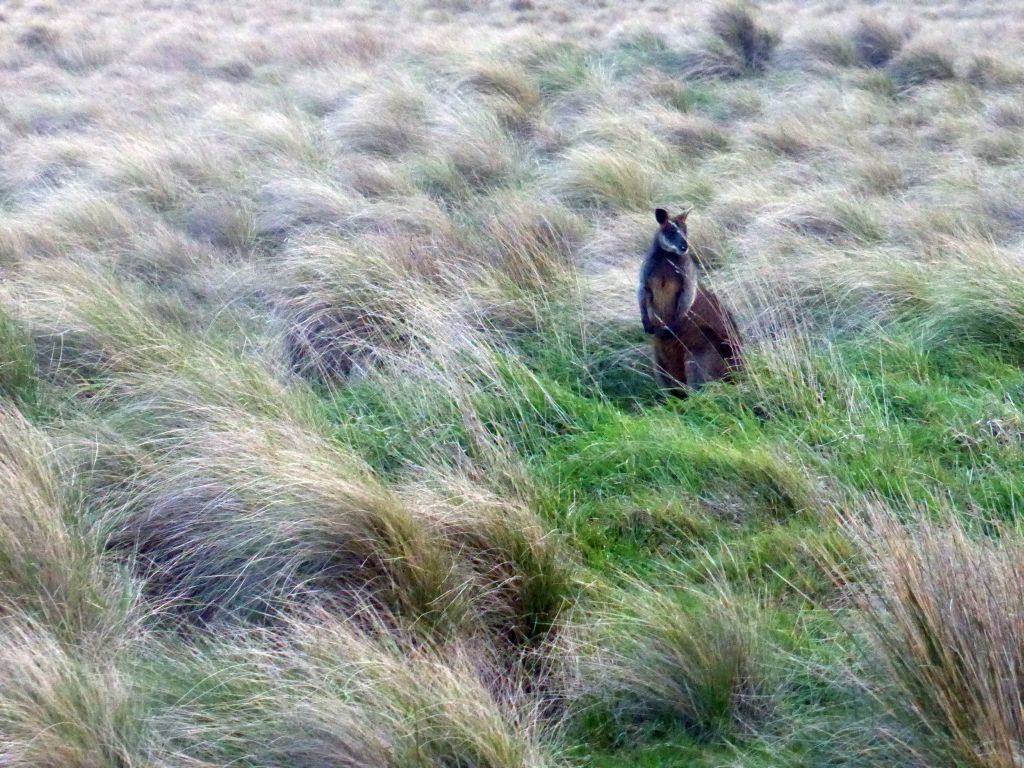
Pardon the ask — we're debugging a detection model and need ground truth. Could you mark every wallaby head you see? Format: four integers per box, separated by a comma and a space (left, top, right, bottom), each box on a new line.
654, 207, 690, 257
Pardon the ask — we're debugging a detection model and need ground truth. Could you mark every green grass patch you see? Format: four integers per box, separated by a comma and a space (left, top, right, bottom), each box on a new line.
0, 308, 38, 407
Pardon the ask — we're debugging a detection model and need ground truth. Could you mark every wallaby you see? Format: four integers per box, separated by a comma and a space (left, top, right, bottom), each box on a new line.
638, 208, 743, 397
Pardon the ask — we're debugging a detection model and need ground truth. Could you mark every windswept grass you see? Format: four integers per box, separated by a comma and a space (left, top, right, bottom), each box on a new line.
887, 40, 957, 89
558, 147, 663, 211
0, 408, 135, 646
145, 614, 560, 768
850, 16, 904, 68
0, 620, 149, 768
708, 2, 780, 74
571, 578, 776, 744
1, 0, 1023, 766
841, 505, 1024, 768
0, 309, 36, 405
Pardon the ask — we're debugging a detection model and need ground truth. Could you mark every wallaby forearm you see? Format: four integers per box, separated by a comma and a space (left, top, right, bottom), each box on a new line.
671, 258, 698, 325
638, 285, 655, 333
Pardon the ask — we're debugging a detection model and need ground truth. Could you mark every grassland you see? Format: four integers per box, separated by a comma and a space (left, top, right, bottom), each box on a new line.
1, 0, 1024, 765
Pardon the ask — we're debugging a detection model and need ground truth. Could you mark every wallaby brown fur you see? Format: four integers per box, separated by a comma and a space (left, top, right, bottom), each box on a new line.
638, 208, 744, 397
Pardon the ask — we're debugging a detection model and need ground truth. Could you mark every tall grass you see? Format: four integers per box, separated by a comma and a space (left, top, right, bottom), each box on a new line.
708, 2, 780, 74
0, 309, 36, 404
0, 408, 135, 646
145, 613, 560, 768
1, 0, 1023, 766
842, 505, 1024, 768
0, 620, 149, 768
570, 578, 775, 743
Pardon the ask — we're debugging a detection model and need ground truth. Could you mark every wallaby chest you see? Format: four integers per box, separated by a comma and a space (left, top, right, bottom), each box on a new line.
646, 257, 688, 325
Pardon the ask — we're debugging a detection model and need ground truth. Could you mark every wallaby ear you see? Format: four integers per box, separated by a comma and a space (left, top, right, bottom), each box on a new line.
673, 210, 689, 224
655, 208, 668, 225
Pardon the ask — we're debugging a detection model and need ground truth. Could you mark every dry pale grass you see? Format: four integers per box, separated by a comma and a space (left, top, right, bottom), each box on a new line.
887, 39, 957, 88
0, 620, 149, 768
481, 194, 586, 290
557, 146, 663, 211
0, 0, 1023, 763
146, 612, 560, 768
0, 408, 136, 646
330, 79, 435, 157
1, 261, 204, 383
842, 505, 1024, 768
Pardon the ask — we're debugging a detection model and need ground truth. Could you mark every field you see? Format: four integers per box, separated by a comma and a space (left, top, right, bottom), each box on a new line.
2, 0, 1024, 765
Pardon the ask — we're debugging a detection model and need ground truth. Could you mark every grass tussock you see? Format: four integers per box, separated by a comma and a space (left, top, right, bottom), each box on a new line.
680, 44, 748, 81
850, 16, 904, 68
842, 505, 1024, 768
851, 157, 907, 196
291, 616, 558, 768
465, 61, 543, 133
708, 2, 780, 74
655, 110, 731, 154
558, 146, 661, 211
76, 353, 574, 643
330, 81, 432, 157
481, 196, 586, 291
403, 474, 575, 647
254, 177, 359, 241
100, 414, 463, 628
0, 621, 147, 768
275, 233, 476, 380
733, 230, 1024, 359
2, 261, 200, 384
271, 23, 388, 67
152, 614, 559, 768
0, 407, 135, 645
414, 101, 522, 200
754, 118, 820, 157
887, 40, 956, 88
973, 132, 1022, 165
572, 579, 774, 743
965, 53, 1024, 88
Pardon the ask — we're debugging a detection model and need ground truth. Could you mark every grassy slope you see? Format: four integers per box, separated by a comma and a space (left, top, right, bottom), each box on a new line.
1, 1, 1024, 766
